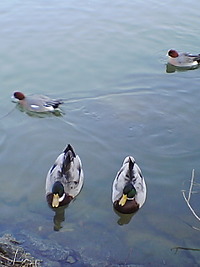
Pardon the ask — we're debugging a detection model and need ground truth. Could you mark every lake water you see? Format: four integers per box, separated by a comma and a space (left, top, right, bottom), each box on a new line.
0, 0, 200, 266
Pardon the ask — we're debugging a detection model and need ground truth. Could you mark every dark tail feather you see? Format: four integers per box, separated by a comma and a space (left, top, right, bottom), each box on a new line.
128, 157, 135, 178
190, 54, 200, 63
196, 55, 200, 63
128, 157, 135, 169
63, 144, 76, 157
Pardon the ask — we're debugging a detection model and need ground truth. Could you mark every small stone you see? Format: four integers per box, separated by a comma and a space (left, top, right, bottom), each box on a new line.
66, 255, 76, 264
38, 226, 43, 231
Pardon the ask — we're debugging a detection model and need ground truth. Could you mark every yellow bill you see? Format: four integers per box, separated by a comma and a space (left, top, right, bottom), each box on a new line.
52, 193, 59, 208
119, 194, 127, 206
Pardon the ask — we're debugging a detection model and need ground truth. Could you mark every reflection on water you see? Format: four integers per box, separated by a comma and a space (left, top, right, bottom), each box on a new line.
51, 205, 68, 231
165, 63, 176, 73
165, 63, 200, 73
113, 208, 136, 225
1, 0, 200, 266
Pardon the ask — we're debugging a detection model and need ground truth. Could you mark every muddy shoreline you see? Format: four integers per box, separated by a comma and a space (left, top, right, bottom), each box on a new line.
0, 234, 142, 267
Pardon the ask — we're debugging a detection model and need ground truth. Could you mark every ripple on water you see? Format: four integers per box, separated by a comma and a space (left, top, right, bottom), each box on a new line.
0, 127, 6, 150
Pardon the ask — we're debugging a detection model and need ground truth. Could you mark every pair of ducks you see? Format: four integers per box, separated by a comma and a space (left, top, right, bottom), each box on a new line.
13, 49, 200, 112
12, 92, 147, 214
45, 144, 147, 214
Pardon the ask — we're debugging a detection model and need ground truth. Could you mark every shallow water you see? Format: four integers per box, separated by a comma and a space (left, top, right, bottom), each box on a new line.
1, 0, 200, 266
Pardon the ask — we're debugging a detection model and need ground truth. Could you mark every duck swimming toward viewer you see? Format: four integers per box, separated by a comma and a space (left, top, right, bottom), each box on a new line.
12, 91, 63, 113
45, 144, 84, 208
112, 156, 146, 214
167, 49, 200, 68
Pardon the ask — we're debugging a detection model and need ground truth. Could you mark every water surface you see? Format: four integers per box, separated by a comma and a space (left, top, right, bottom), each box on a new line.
0, 0, 200, 266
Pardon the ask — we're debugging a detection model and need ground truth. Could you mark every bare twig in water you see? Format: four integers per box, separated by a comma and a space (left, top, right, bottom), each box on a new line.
0, 250, 41, 266
12, 248, 18, 265
171, 247, 200, 254
188, 169, 195, 202
0, 253, 13, 263
182, 169, 200, 222
172, 172, 200, 253
0, 234, 42, 266
192, 226, 200, 231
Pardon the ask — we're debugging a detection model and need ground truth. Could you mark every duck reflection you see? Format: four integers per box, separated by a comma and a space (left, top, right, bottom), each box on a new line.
165, 63, 176, 73
114, 208, 136, 225
51, 204, 69, 231
165, 63, 199, 73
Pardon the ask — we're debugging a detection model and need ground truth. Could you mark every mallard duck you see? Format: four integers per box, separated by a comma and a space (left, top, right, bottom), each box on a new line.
12, 91, 63, 112
112, 156, 146, 214
45, 144, 84, 208
167, 49, 200, 68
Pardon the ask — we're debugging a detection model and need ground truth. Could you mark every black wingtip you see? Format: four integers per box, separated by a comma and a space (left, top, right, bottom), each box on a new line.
46, 99, 64, 109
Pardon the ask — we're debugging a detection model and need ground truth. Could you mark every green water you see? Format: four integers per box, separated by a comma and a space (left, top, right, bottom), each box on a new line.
0, 0, 200, 266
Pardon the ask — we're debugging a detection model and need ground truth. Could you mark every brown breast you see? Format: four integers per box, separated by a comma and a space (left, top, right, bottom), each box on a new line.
113, 199, 139, 214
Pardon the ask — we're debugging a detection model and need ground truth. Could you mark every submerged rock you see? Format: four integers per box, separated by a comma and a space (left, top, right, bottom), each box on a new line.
17, 230, 85, 266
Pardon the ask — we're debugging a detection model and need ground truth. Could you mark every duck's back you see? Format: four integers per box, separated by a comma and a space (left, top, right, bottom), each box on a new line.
45, 144, 84, 198
61, 146, 84, 197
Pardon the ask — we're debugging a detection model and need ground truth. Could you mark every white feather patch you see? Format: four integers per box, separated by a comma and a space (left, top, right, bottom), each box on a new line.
30, 104, 40, 109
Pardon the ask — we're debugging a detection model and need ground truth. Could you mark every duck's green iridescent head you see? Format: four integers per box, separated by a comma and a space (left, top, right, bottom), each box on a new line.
52, 181, 65, 208
123, 183, 136, 198
52, 181, 64, 196
119, 184, 136, 206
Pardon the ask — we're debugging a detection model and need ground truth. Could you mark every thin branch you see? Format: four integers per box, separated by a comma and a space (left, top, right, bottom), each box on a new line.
188, 169, 195, 202
182, 169, 200, 222
192, 226, 200, 231
171, 246, 200, 253
173, 171, 200, 252
13, 248, 18, 265
0, 253, 13, 262
182, 190, 200, 221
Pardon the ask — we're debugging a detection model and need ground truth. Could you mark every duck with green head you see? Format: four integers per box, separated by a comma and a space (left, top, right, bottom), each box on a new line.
112, 156, 146, 214
45, 144, 84, 208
